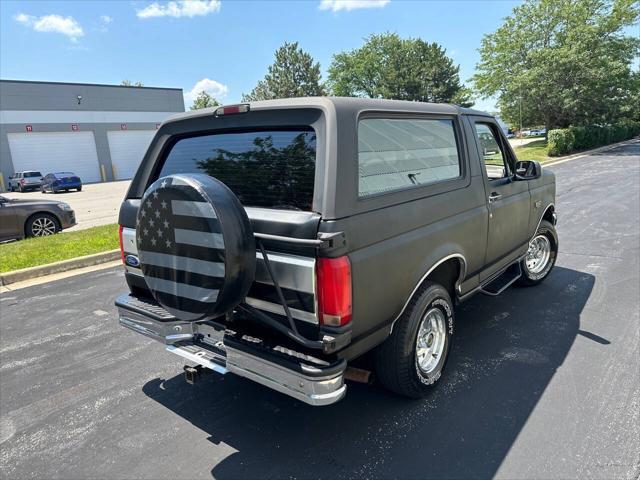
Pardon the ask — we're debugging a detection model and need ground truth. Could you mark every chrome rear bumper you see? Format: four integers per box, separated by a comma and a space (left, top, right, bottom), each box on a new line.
115, 294, 346, 406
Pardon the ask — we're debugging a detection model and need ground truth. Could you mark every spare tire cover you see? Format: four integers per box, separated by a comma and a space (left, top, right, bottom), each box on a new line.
136, 173, 255, 321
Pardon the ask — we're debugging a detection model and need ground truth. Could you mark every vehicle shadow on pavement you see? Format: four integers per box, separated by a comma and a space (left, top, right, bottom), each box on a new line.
142, 266, 595, 479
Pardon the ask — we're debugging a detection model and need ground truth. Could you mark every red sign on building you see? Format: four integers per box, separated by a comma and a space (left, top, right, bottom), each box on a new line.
71, 124, 79, 131
25, 125, 33, 132
121, 124, 128, 130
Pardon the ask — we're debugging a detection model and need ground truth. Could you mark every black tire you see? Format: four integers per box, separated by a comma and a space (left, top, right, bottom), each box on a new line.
26, 213, 60, 237
376, 281, 455, 398
517, 220, 558, 286
77, 186, 82, 192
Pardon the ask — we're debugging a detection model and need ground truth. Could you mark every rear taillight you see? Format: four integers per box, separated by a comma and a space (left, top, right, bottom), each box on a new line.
316, 256, 352, 327
20, 179, 25, 184
118, 225, 125, 263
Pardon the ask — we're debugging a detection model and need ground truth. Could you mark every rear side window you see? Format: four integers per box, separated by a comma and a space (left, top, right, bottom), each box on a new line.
159, 128, 316, 210
24, 172, 42, 178
358, 118, 461, 197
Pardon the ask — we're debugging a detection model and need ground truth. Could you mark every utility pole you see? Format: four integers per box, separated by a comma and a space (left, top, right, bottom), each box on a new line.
519, 85, 523, 146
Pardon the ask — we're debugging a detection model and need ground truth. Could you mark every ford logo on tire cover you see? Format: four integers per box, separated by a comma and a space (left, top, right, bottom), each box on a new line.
135, 173, 256, 321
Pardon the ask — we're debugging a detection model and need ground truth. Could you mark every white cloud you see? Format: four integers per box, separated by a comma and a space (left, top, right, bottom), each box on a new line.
14, 13, 84, 41
185, 78, 229, 104
101, 15, 113, 24
137, 0, 221, 19
319, 0, 389, 12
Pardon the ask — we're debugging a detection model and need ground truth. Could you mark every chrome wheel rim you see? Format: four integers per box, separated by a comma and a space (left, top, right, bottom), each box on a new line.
32, 217, 56, 236
525, 234, 551, 274
415, 307, 447, 375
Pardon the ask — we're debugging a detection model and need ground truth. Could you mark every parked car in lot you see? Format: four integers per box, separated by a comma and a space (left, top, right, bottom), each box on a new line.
8, 171, 43, 192
41, 172, 83, 193
115, 98, 557, 406
0, 195, 76, 241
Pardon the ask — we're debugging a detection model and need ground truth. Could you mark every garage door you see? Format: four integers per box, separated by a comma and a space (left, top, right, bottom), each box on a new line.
107, 130, 156, 180
7, 132, 102, 183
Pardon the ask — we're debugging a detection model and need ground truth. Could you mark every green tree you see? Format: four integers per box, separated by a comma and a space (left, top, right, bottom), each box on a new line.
473, 0, 640, 130
242, 42, 325, 101
327, 33, 473, 106
190, 91, 220, 110
120, 80, 144, 87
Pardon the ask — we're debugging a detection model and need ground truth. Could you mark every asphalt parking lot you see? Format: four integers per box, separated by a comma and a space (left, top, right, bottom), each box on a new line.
2, 180, 131, 231
0, 141, 638, 479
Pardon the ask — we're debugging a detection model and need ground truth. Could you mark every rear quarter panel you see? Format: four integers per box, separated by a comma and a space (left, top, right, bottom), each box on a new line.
327, 183, 487, 351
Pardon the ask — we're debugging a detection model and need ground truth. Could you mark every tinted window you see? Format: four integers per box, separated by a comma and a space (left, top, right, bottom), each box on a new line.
358, 118, 460, 197
159, 129, 316, 210
24, 172, 42, 178
474, 123, 511, 180
54, 172, 75, 178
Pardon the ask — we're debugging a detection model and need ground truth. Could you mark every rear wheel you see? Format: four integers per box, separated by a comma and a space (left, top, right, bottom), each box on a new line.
517, 220, 557, 286
26, 213, 60, 237
376, 282, 454, 398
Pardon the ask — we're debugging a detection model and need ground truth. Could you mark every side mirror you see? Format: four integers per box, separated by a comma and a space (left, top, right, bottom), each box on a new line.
515, 160, 542, 180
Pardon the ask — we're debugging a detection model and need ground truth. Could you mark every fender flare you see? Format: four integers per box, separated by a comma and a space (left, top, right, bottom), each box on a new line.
389, 253, 467, 333
532, 203, 555, 240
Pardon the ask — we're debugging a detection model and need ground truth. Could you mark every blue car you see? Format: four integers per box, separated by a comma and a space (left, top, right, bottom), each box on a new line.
41, 172, 83, 193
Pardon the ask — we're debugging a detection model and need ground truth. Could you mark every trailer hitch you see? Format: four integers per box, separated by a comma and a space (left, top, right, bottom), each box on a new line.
183, 364, 210, 385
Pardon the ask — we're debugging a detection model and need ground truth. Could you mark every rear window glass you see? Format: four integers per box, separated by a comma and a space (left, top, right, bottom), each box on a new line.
24, 172, 42, 178
159, 128, 316, 210
54, 172, 74, 178
358, 118, 460, 197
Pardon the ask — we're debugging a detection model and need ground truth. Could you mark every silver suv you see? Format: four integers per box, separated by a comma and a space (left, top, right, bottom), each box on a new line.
8, 171, 44, 192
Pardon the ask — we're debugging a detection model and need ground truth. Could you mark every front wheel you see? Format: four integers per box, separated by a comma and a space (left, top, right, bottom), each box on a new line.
77, 186, 82, 192
376, 282, 454, 398
26, 213, 60, 237
517, 219, 558, 286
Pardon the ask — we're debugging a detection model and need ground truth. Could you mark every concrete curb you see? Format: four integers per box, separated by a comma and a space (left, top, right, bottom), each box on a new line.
0, 249, 120, 286
544, 137, 640, 167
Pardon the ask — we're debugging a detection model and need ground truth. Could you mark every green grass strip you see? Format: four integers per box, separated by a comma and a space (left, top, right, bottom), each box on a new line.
513, 140, 551, 163
0, 223, 119, 273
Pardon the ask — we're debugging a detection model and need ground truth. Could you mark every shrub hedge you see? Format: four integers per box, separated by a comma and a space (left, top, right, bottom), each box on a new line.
547, 121, 640, 156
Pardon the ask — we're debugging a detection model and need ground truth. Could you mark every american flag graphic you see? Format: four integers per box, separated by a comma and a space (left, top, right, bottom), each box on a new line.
137, 176, 225, 320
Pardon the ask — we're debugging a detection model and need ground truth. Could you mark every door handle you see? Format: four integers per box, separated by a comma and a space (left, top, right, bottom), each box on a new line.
488, 192, 502, 203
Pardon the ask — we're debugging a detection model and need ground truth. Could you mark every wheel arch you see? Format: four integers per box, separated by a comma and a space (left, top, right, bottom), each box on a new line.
390, 253, 466, 333
531, 203, 555, 239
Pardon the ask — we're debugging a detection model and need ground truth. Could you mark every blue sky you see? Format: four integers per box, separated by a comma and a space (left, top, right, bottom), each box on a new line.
0, 0, 523, 111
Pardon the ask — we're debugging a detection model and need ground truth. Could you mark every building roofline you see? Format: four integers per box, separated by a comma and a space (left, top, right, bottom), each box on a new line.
0, 79, 183, 92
